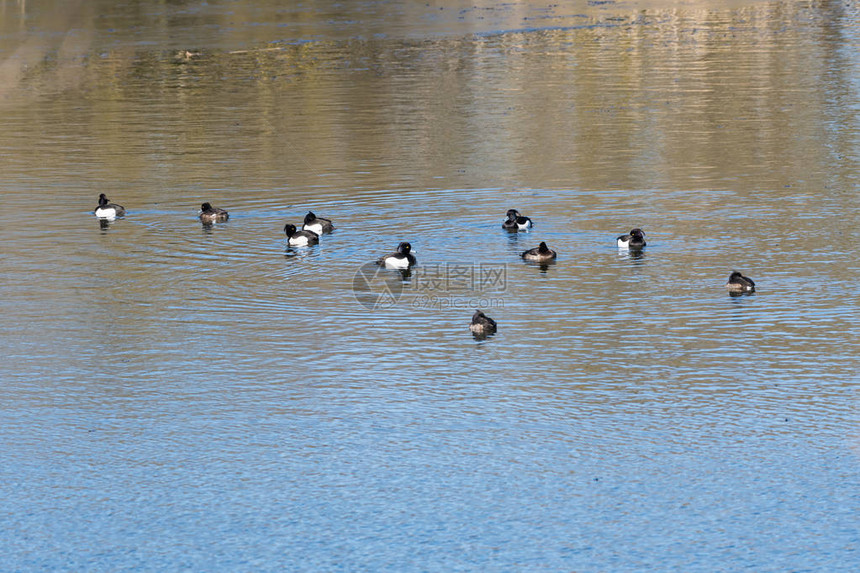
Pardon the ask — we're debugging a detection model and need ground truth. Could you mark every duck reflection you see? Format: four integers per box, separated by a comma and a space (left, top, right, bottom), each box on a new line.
620, 248, 646, 263
728, 290, 755, 299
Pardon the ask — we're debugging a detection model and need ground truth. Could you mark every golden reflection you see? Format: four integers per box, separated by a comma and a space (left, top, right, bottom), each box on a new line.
0, 0, 856, 197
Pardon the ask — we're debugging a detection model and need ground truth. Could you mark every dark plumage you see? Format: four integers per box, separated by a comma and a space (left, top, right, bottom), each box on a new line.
94, 194, 126, 218
302, 211, 334, 235
470, 310, 497, 336
377, 242, 416, 269
502, 209, 533, 231
284, 224, 319, 247
199, 202, 229, 224
521, 241, 557, 263
726, 271, 756, 293
617, 228, 646, 249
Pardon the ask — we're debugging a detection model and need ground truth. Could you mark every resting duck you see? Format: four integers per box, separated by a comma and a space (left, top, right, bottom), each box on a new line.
521, 241, 557, 263
726, 271, 755, 293
199, 202, 229, 224
469, 310, 497, 336
302, 211, 334, 235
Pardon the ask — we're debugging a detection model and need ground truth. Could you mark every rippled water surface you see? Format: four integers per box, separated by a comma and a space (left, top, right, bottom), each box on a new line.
1, 0, 859, 570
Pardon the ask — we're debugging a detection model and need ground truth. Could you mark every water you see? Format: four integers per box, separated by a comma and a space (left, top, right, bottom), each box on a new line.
1, 0, 858, 570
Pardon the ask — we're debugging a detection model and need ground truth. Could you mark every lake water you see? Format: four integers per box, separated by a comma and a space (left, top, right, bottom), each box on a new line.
1, 0, 858, 570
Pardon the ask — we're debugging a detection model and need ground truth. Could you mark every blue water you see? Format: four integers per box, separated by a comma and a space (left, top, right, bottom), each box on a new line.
1, 1, 858, 570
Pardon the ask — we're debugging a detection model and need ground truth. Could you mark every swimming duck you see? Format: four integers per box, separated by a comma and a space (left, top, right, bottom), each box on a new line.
174, 50, 201, 63
617, 228, 646, 249
94, 194, 126, 219
726, 271, 755, 293
199, 202, 229, 224
470, 310, 497, 336
377, 242, 416, 269
284, 224, 319, 247
521, 241, 557, 263
302, 211, 334, 235
502, 209, 533, 231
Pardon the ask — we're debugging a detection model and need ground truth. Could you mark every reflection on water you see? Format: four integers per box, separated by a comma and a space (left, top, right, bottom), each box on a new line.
1, 0, 859, 570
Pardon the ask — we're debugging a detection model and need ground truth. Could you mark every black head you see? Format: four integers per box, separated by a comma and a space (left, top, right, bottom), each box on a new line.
729, 271, 752, 283
506, 209, 520, 220
630, 228, 645, 239
284, 224, 298, 237
201, 202, 212, 211
98, 193, 109, 206
538, 241, 550, 253
397, 242, 412, 255
471, 309, 497, 333
304, 211, 316, 224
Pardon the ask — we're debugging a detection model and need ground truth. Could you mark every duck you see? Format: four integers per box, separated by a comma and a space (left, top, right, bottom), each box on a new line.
726, 271, 755, 293
302, 211, 334, 235
94, 194, 126, 219
198, 202, 229, 224
617, 228, 646, 249
284, 224, 319, 247
521, 241, 557, 263
377, 242, 416, 269
470, 310, 497, 336
174, 50, 201, 63
502, 209, 533, 231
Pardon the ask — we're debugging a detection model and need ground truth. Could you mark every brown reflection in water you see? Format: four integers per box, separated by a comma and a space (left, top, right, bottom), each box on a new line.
0, 1, 855, 199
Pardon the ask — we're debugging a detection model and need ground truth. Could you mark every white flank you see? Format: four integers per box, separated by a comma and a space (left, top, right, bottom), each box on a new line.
95, 207, 117, 219
303, 222, 323, 235
384, 256, 410, 269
